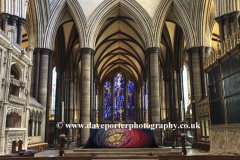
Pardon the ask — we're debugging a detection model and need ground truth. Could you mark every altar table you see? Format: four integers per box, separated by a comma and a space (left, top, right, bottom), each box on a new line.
83, 129, 159, 148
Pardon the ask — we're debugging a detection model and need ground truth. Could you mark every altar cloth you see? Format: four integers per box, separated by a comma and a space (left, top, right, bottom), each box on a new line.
83, 129, 159, 148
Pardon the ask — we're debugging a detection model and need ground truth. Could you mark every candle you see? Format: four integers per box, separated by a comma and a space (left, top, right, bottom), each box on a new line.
145, 94, 148, 110
96, 94, 98, 111
62, 101, 64, 122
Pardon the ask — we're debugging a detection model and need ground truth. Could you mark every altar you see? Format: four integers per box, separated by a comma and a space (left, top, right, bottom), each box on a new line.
83, 128, 159, 148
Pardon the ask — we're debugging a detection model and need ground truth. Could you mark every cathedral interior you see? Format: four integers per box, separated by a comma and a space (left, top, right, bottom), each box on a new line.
0, 0, 240, 158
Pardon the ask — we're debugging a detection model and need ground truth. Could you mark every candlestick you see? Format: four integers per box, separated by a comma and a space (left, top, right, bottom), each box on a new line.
145, 94, 148, 110
95, 110, 99, 128
62, 101, 64, 122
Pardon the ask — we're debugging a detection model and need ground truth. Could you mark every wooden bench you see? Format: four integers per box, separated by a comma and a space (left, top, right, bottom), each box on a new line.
194, 134, 210, 152
28, 136, 49, 152
12, 140, 37, 157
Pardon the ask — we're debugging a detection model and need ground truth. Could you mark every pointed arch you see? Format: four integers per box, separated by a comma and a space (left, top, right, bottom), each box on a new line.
87, 0, 154, 49
43, 0, 86, 50
154, 0, 196, 49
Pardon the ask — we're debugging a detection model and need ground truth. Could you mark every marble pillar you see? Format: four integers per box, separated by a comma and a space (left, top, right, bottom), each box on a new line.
38, 48, 50, 141
10, 15, 18, 42
224, 14, 231, 38
1, 13, 10, 35
17, 18, 26, 46
147, 47, 161, 144
24, 109, 30, 150
187, 47, 203, 141
80, 48, 93, 145
45, 51, 53, 142
34, 48, 41, 100
199, 47, 206, 99
215, 17, 224, 43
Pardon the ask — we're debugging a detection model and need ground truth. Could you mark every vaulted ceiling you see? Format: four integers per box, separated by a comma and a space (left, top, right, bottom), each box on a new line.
95, 9, 146, 84
54, 11, 81, 75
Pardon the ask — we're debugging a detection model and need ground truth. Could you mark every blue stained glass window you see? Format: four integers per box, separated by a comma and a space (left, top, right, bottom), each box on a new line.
114, 73, 125, 119
104, 81, 111, 119
128, 81, 135, 119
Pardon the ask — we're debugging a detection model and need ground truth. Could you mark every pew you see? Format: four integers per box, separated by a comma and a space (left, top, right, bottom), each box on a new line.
28, 136, 49, 152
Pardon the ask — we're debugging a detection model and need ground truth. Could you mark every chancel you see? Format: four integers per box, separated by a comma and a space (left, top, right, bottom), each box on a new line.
0, 0, 240, 159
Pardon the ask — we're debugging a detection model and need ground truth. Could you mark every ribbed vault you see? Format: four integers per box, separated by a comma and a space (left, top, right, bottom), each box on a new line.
95, 9, 145, 86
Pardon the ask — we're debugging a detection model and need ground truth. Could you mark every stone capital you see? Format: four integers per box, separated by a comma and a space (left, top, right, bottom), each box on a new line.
146, 47, 161, 54
18, 17, 27, 25
215, 16, 223, 24
187, 47, 199, 54
27, 46, 35, 52
10, 15, 19, 22
41, 48, 52, 55
34, 47, 42, 54
0, 12, 10, 20
80, 48, 94, 55
223, 13, 231, 21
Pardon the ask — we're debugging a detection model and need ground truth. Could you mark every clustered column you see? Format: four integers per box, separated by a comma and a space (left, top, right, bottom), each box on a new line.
215, 11, 239, 43
38, 48, 51, 141
0, 13, 26, 45
80, 48, 93, 145
147, 47, 161, 144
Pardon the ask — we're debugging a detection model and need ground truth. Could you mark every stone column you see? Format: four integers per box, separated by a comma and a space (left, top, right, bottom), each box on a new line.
0, 104, 7, 154
0, 15, 3, 30
32, 119, 35, 136
38, 122, 41, 136
38, 48, 50, 141
1, 13, 10, 35
24, 109, 29, 150
215, 17, 224, 43
147, 47, 161, 144
232, 11, 240, 32
45, 50, 53, 142
10, 15, 18, 42
80, 48, 93, 145
35, 121, 38, 136
187, 47, 203, 141
29, 119, 33, 136
223, 14, 231, 40
17, 18, 26, 46
34, 48, 41, 100
199, 47, 206, 99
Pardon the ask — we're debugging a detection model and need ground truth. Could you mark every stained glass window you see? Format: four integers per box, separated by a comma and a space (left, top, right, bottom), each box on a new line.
114, 73, 125, 119
51, 67, 57, 116
128, 81, 135, 119
104, 81, 111, 119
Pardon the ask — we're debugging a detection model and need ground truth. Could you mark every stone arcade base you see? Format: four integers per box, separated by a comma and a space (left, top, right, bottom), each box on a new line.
209, 124, 240, 155
65, 148, 173, 157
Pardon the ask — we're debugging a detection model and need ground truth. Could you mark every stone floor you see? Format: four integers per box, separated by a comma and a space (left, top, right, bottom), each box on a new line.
34, 147, 209, 157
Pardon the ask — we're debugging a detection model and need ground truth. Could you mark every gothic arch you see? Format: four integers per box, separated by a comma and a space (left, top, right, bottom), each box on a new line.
154, 0, 196, 49
43, 0, 86, 50
87, 0, 154, 49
